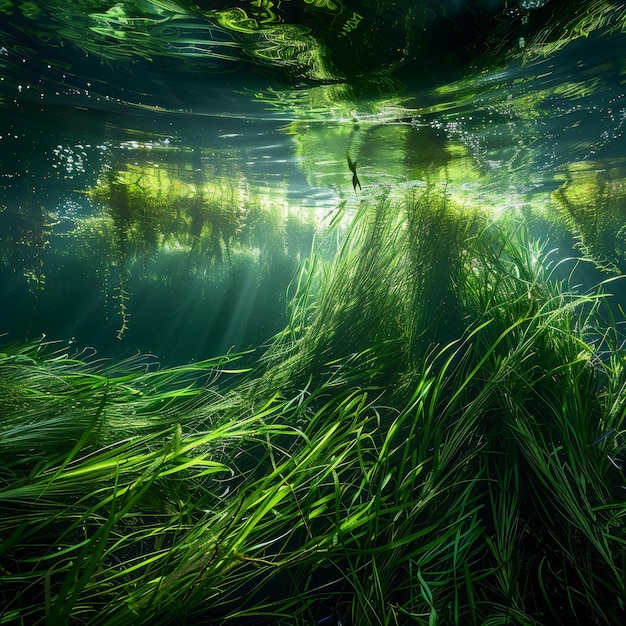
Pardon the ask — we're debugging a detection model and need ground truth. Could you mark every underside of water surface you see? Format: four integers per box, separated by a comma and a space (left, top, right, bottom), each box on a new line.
3, 2, 626, 625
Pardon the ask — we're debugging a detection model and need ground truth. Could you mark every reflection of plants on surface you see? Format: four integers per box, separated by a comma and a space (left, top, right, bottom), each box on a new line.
516, 0, 626, 61
4, 0, 626, 116
286, 118, 476, 194
2, 187, 626, 624
91, 165, 188, 259
90, 162, 305, 266
552, 165, 626, 272
187, 181, 250, 266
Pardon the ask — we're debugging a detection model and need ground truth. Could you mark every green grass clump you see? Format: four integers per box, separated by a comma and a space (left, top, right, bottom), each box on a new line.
552, 166, 626, 273
257, 186, 479, 396
2, 187, 626, 624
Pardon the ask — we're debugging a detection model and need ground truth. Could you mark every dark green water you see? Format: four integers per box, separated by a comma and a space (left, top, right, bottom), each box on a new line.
2, 0, 626, 364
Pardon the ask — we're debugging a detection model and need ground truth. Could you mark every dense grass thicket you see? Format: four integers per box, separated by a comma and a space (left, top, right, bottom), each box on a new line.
2, 186, 626, 625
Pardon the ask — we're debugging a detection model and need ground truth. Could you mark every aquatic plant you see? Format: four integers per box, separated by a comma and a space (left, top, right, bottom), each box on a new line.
2, 188, 626, 625
0, 199, 56, 292
257, 184, 481, 395
552, 165, 626, 273
80, 160, 315, 343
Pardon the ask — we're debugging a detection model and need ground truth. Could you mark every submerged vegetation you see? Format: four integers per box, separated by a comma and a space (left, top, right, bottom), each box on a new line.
2, 186, 626, 624
0, 155, 317, 355
85, 159, 316, 340
552, 164, 626, 273
4, 1, 626, 622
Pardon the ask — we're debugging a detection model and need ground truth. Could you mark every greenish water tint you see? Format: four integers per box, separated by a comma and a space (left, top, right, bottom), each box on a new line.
2, 1, 626, 624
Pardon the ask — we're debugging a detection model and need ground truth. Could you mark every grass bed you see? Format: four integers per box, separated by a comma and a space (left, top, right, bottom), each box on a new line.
2, 186, 626, 625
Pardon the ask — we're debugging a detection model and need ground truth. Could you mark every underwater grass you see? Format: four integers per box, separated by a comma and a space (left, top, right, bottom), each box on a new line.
2, 187, 626, 624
